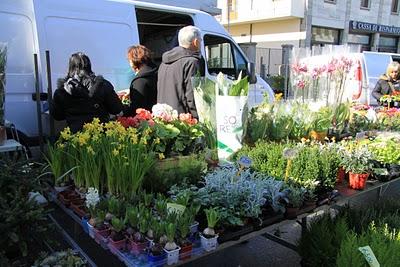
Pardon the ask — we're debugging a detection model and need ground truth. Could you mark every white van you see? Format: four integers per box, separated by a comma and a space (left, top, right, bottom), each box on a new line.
292, 50, 400, 106
0, 0, 273, 146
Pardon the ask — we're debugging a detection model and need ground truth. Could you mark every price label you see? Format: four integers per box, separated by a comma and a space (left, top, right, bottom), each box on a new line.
237, 156, 252, 168
358, 246, 380, 267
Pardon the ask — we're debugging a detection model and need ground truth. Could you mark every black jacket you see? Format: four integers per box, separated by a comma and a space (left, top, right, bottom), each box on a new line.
157, 46, 202, 119
50, 75, 123, 133
124, 63, 157, 116
372, 74, 400, 101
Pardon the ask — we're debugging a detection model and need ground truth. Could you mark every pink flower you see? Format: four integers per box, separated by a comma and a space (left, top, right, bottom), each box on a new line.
292, 62, 308, 74
296, 80, 306, 89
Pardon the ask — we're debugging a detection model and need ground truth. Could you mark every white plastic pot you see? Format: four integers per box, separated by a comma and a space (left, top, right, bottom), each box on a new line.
163, 246, 181, 265
200, 234, 218, 252
87, 221, 95, 238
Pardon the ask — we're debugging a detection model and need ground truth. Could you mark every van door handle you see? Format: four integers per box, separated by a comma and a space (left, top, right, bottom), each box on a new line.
32, 92, 48, 101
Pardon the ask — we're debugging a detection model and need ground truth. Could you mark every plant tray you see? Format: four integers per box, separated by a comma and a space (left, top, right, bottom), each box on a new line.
255, 213, 285, 230
217, 224, 254, 243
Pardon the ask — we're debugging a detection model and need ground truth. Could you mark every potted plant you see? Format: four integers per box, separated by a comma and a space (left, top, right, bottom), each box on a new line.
108, 217, 126, 253
163, 223, 181, 265
85, 187, 100, 238
341, 146, 372, 190
0, 43, 7, 145
200, 208, 220, 252
129, 213, 149, 256
147, 221, 167, 267
284, 186, 304, 219
93, 210, 111, 246
177, 212, 192, 260
310, 107, 332, 141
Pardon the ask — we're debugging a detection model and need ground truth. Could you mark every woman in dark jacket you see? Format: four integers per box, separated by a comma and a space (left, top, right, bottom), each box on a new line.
50, 52, 123, 133
124, 45, 157, 116
372, 61, 400, 103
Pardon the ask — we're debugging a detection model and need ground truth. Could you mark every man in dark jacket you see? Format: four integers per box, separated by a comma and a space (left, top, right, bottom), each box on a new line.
157, 26, 203, 119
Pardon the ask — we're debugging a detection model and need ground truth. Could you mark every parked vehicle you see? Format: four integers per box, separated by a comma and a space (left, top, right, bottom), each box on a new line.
0, 0, 273, 145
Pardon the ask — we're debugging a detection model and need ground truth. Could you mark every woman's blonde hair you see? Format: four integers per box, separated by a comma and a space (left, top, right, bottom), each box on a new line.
386, 61, 400, 77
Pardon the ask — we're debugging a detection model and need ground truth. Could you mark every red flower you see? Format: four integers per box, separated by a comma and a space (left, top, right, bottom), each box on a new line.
117, 116, 136, 128
179, 113, 198, 125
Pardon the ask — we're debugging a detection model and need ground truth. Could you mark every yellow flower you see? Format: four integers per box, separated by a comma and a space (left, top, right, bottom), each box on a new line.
60, 127, 72, 141
57, 143, 65, 149
87, 145, 95, 155
154, 137, 161, 145
300, 137, 307, 143
112, 148, 119, 156
158, 153, 165, 160
275, 93, 283, 102
140, 137, 148, 145
77, 132, 90, 146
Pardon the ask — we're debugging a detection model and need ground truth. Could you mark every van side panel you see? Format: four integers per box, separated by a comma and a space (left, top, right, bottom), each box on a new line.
0, 0, 38, 136
33, 0, 139, 93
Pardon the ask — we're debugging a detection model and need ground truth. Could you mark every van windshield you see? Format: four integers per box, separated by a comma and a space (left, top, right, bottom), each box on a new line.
363, 52, 392, 78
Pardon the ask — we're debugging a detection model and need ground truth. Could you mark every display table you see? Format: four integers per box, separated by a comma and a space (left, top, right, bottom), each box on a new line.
0, 139, 24, 153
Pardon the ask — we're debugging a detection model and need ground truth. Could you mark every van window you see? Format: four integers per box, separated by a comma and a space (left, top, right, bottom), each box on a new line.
204, 35, 248, 79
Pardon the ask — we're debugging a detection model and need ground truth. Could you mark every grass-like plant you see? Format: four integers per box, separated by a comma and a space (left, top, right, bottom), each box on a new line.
203, 208, 220, 237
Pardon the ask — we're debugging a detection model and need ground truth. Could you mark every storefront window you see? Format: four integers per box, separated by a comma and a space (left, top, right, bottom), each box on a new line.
311, 27, 340, 45
347, 33, 371, 51
378, 36, 398, 53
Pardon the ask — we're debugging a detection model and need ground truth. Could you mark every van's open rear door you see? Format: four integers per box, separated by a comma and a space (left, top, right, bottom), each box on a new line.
32, 0, 139, 93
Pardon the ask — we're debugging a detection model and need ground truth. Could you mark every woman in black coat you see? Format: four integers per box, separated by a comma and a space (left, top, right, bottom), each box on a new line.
372, 61, 400, 103
50, 52, 123, 133
124, 45, 157, 116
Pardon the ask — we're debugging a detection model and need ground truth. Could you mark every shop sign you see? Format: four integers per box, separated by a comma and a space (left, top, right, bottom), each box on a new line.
350, 20, 400, 35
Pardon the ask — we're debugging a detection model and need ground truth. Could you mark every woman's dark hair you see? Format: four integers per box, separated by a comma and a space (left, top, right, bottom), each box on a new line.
67, 52, 94, 78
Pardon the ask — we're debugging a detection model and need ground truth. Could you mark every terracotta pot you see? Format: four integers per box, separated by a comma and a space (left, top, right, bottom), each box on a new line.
108, 237, 126, 252
179, 242, 193, 260
349, 172, 369, 190
285, 207, 299, 219
336, 167, 346, 184
310, 130, 327, 142
130, 239, 149, 256
0, 125, 6, 146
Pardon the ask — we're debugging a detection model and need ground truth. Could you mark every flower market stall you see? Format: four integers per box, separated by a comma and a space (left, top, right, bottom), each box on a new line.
4, 57, 400, 266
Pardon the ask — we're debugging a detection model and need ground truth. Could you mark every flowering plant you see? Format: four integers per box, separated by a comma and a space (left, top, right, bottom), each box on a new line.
85, 187, 100, 218
340, 145, 373, 174
117, 90, 130, 105
152, 103, 178, 122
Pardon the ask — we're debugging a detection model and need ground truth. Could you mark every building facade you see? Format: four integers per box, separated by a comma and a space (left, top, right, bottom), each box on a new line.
217, 0, 400, 53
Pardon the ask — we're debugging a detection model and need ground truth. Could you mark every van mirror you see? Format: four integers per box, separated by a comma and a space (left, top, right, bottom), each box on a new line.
248, 62, 257, 84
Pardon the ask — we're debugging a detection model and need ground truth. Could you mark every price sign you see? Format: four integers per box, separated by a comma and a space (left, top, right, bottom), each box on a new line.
358, 246, 380, 267
237, 156, 252, 168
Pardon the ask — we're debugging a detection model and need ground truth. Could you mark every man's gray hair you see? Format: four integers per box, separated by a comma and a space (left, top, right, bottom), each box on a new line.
178, 26, 201, 48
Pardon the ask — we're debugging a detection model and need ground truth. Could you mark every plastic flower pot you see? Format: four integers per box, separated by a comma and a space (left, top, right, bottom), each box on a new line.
94, 226, 111, 247
130, 239, 149, 256
147, 251, 166, 267
87, 221, 95, 239
200, 234, 218, 252
179, 242, 193, 260
189, 221, 199, 235
108, 237, 126, 255
336, 167, 346, 184
349, 172, 369, 190
163, 246, 181, 265
81, 217, 89, 234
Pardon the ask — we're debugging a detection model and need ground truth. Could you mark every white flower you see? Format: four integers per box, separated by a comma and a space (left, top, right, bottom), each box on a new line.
152, 103, 178, 122
85, 187, 100, 209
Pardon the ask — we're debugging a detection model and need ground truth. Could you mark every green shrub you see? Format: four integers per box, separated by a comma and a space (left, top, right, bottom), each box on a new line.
143, 153, 207, 193
297, 213, 349, 267
0, 160, 49, 264
337, 223, 400, 267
